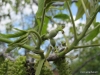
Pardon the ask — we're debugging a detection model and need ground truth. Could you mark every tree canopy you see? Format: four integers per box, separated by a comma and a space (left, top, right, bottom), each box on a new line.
0, 0, 100, 75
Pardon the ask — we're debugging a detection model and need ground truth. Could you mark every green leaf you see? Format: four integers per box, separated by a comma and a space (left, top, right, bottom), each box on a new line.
25, 0, 30, 4
75, 5, 84, 20
75, 0, 89, 20
35, 59, 45, 75
75, 0, 81, 7
41, 17, 49, 35
85, 23, 100, 42
36, 0, 45, 18
54, 13, 69, 20
34, 18, 41, 31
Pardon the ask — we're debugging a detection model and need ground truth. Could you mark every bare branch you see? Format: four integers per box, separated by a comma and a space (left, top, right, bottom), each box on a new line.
47, 53, 59, 61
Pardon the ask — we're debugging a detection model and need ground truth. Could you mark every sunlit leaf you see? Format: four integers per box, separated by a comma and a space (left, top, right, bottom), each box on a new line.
75, 0, 89, 20
41, 17, 49, 35
85, 23, 100, 42
36, 0, 45, 17
75, 5, 84, 20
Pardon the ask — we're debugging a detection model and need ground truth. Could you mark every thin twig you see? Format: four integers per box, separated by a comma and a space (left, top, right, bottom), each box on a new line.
80, 0, 89, 18
66, 1, 77, 40
39, 4, 46, 34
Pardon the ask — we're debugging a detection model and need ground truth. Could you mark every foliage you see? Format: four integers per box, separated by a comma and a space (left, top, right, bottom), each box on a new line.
0, 56, 27, 75
0, 0, 100, 75
54, 57, 71, 75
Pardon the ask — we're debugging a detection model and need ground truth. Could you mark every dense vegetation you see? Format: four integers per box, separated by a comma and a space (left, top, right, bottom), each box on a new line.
0, 0, 100, 75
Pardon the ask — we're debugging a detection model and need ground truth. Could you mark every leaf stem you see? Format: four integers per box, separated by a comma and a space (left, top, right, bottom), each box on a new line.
0, 37, 34, 51
85, 24, 100, 36
0, 37, 12, 43
27, 54, 40, 59
30, 33, 37, 45
29, 30, 42, 48
45, 46, 52, 58
66, 1, 77, 40
80, 0, 89, 18
63, 33, 70, 47
39, 3, 46, 35
73, 44, 100, 49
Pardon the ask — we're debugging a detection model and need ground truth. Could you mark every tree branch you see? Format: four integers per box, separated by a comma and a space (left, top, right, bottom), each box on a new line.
47, 53, 58, 61
47, 44, 100, 61
53, 5, 100, 58
66, 1, 77, 40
